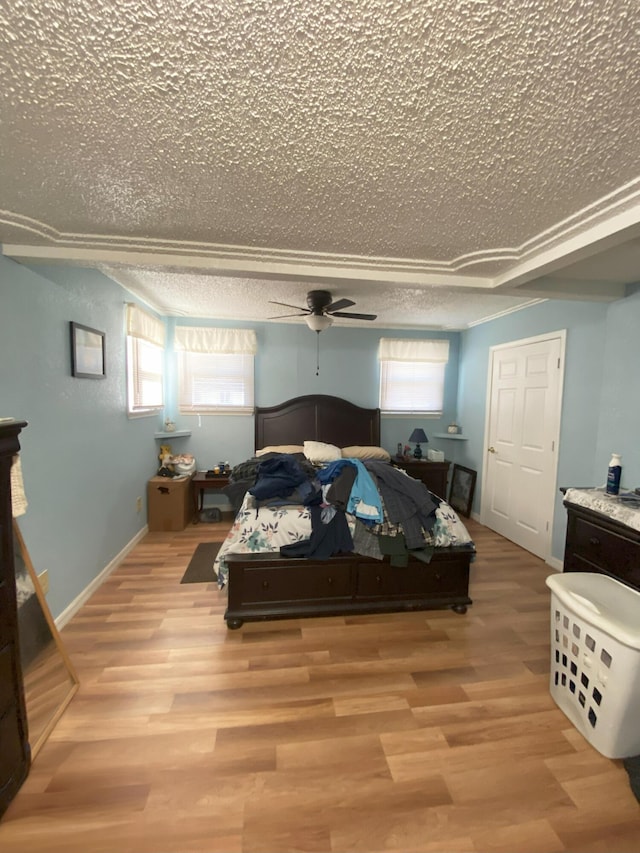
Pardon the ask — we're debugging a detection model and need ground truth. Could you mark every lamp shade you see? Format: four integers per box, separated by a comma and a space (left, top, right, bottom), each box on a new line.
305, 314, 333, 332
409, 428, 428, 444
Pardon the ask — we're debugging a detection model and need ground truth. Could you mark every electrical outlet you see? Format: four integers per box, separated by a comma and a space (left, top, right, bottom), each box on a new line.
38, 569, 49, 595
136, 496, 143, 512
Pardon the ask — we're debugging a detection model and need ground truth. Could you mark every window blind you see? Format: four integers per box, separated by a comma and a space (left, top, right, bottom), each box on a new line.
126, 304, 164, 413
378, 338, 449, 414
175, 327, 256, 414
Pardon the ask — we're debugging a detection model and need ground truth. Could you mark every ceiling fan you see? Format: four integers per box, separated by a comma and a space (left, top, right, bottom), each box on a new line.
268, 289, 377, 331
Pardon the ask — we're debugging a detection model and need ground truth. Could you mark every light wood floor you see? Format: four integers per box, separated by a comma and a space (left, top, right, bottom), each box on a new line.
1, 517, 638, 853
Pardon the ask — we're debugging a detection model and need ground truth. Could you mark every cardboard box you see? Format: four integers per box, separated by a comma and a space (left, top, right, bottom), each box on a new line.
147, 475, 191, 531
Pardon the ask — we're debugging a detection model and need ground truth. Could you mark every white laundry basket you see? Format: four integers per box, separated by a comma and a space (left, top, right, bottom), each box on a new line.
546, 572, 640, 759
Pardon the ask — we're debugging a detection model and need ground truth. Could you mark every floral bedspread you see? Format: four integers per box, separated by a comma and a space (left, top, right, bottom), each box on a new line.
214, 491, 474, 588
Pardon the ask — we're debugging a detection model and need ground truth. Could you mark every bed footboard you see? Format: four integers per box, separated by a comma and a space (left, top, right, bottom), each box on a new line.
224, 549, 473, 628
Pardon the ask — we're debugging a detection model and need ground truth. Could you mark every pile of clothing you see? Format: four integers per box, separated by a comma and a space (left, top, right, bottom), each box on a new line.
225, 452, 446, 565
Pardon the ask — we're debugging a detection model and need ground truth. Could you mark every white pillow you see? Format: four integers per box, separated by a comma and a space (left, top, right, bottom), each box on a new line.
341, 445, 391, 461
255, 445, 305, 457
303, 440, 342, 464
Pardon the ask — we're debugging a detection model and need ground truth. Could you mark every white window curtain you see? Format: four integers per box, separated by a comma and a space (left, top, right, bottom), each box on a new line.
378, 338, 450, 415
126, 303, 165, 347
175, 327, 257, 414
126, 304, 165, 413
174, 327, 256, 355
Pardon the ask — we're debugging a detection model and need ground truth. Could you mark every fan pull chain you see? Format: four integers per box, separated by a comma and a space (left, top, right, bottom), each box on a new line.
316, 331, 321, 376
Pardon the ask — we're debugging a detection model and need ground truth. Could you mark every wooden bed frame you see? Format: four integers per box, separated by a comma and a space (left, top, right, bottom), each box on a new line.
224, 395, 473, 628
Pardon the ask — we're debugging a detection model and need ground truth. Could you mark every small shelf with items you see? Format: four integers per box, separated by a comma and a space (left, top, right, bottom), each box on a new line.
154, 430, 191, 439
433, 433, 468, 441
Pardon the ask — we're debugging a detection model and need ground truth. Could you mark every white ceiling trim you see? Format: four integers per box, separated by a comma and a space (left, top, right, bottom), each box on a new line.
466, 298, 548, 328
494, 180, 640, 290
1, 233, 491, 289
3, 177, 640, 295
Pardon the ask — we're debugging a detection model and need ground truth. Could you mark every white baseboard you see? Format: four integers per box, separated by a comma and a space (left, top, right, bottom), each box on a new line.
55, 525, 148, 630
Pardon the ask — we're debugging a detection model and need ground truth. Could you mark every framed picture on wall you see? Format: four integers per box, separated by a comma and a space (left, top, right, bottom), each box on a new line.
449, 464, 477, 517
70, 322, 106, 379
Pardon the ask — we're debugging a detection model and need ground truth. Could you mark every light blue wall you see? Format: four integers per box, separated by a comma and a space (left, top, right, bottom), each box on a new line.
1, 255, 460, 617
594, 286, 640, 487
457, 294, 640, 561
164, 318, 461, 471
1, 256, 160, 619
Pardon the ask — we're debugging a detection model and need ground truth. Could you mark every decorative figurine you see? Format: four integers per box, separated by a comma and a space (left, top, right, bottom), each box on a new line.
157, 443, 175, 477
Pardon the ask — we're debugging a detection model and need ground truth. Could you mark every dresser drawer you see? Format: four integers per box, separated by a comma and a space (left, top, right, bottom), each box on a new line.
356, 560, 468, 601
235, 562, 352, 605
570, 516, 638, 570
565, 510, 640, 591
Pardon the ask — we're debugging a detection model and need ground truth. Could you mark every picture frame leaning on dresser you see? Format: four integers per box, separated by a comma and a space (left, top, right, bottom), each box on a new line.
449, 464, 477, 518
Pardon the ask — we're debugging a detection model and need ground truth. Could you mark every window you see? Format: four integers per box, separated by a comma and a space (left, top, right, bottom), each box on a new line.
126, 304, 165, 415
378, 338, 449, 415
175, 327, 257, 414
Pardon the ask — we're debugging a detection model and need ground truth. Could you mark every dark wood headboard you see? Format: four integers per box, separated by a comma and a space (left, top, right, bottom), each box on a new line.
255, 395, 380, 451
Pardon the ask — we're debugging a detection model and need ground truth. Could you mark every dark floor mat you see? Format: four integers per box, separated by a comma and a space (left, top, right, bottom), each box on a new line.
180, 542, 220, 584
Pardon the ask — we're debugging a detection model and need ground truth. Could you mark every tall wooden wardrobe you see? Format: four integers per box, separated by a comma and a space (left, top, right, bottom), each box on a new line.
0, 421, 30, 818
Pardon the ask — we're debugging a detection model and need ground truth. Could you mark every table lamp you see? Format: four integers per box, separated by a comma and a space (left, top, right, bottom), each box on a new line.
409, 427, 428, 459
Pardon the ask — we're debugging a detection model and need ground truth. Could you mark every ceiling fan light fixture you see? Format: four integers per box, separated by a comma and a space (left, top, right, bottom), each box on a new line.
305, 314, 333, 332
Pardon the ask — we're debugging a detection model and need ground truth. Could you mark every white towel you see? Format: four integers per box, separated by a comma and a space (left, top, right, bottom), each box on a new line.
11, 454, 28, 517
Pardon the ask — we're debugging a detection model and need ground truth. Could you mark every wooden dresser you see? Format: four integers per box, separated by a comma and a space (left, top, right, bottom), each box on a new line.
393, 456, 450, 500
0, 421, 30, 818
562, 490, 640, 593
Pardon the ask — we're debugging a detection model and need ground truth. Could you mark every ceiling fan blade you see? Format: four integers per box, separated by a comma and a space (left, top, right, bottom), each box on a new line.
267, 312, 307, 319
331, 311, 377, 321
268, 300, 308, 312
326, 298, 355, 313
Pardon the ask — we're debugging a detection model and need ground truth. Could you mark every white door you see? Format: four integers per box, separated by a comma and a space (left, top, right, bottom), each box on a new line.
481, 332, 565, 560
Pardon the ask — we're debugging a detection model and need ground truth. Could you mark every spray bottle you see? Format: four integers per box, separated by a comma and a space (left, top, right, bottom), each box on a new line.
606, 453, 622, 495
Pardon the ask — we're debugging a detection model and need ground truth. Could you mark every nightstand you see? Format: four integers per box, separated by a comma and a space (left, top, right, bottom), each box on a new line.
191, 471, 231, 523
393, 456, 451, 499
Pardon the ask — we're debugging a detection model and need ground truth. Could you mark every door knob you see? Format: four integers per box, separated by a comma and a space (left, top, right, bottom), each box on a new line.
488, 446, 496, 453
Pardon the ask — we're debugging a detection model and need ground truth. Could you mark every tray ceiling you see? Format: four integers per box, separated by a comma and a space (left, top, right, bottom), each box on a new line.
2, 0, 640, 328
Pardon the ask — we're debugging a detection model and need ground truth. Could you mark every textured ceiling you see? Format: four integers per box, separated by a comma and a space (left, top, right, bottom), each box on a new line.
2, 0, 640, 328
99, 266, 543, 329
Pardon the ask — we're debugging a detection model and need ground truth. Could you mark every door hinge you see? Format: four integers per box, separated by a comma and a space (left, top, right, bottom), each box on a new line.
546, 521, 549, 531
552, 440, 555, 451
557, 357, 561, 368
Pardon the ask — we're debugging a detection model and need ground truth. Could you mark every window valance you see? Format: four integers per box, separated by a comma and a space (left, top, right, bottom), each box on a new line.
126, 304, 165, 347
174, 327, 257, 355
378, 338, 450, 363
